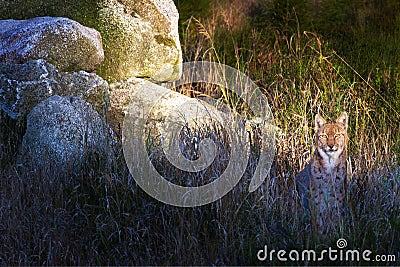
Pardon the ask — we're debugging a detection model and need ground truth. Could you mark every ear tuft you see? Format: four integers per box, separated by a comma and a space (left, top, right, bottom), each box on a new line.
336, 112, 348, 130
315, 114, 326, 132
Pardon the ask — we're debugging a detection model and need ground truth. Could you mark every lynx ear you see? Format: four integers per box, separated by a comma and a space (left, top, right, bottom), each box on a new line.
336, 111, 348, 130
315, 114, 326, 132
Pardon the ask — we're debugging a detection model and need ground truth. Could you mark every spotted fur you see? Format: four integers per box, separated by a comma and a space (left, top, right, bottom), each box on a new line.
296, 112, 349, 233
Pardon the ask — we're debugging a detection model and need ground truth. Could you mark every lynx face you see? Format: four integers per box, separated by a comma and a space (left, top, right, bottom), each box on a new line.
314, 112, 348, 161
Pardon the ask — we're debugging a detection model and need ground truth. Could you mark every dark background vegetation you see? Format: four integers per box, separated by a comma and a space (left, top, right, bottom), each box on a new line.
1, 0, 399, 265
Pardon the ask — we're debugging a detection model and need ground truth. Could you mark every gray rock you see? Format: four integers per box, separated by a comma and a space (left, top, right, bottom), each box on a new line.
0, 17, 104, 72
0, 0, 182, 82
0, 59, 109, 119
22, 95, 115, 169
57, 71, 110, 116
0, 60, 60, 119
107, 78, 145, 134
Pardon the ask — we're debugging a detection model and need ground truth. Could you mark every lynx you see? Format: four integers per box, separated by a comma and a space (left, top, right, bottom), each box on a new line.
295, 112, 349, 233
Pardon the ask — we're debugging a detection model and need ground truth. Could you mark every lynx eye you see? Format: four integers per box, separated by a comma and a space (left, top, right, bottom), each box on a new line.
334, 133, 343, 138
319, 134, 327, 139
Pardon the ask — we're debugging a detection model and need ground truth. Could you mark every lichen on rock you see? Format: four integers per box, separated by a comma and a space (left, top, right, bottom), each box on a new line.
0, 60, 110, 120
0, 0, 182, 82
0, 17, 104, 72
22, 95, 116, 169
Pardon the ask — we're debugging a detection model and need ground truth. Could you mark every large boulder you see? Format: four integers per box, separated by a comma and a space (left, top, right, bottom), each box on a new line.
0, 0, 182, 82
0, 60, 109, 120
107, 78, 145, 133
22, 95, 115, 169
107, 79, 231, 137
0, 17, 104, 72
57, 70, 110, 116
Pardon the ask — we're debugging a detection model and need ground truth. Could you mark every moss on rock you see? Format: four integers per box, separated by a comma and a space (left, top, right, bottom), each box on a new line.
0, 0, 182, 82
